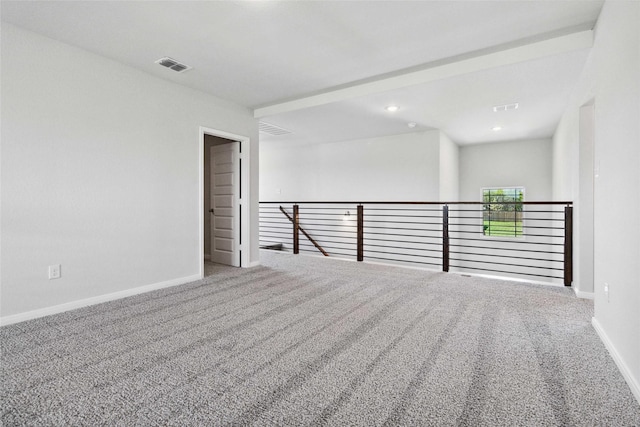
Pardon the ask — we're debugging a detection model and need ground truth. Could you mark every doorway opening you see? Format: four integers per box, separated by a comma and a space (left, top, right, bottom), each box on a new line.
200, 127, 250, 277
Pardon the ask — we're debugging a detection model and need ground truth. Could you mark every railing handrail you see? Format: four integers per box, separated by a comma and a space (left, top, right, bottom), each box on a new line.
259, 200, 573, 286
261, 201, 573, 206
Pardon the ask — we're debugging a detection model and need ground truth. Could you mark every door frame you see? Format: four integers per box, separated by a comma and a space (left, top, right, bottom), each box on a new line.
199, 126, 251, 277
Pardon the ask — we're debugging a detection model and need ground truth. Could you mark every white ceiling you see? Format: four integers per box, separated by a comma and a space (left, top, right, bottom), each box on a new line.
2, 0, 603, 145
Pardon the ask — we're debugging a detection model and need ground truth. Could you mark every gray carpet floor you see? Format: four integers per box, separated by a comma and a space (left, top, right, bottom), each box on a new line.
1, 251, 639, 426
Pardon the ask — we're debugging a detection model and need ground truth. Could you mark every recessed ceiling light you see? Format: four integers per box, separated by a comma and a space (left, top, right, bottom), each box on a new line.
492, 126, 503, 131
407, 122, 417, 128
493, 103, 519, 112
385, 105, 399, 112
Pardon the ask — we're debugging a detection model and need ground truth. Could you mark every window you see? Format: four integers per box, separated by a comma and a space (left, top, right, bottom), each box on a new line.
482, 188, 524, 237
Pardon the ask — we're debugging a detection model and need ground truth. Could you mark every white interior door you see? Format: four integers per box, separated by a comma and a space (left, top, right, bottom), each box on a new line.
210, 141, 240, 266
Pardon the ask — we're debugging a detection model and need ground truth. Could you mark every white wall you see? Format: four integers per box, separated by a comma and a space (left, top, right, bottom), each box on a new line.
457, 138, 557, 282
553, 0, 640, 403
459, 138, 552, 201
439, 132, 459, 201
261, 133, 561, 283
1, 24, 259, 321
591, 0, 639, 402
260, 130, 442, 202
576, 104, 595, 295
552, 68, 596, 298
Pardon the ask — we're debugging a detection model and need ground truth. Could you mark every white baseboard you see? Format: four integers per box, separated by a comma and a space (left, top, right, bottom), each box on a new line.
247, 260, 261, 267
574, 288, 595, 299
450, 270, 561, 288
0, 274, 201, 327
592, 317, 640, 405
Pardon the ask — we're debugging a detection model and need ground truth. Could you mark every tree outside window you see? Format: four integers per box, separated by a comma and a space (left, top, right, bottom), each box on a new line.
482, 188, 524, 237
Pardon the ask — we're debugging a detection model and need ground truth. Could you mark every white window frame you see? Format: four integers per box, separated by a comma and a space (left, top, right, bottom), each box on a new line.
481, 187, 525, 239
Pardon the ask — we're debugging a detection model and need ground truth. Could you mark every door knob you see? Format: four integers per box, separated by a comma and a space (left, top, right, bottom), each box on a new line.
209, 209, 214, 214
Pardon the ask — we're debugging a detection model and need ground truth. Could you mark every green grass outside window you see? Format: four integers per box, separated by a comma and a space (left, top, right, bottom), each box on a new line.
483, 220, 523, 237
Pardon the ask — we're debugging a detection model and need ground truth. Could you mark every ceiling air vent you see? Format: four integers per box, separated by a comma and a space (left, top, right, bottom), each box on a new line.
493, 103, 519, 112
155, 57, 192, 73
259, 122, 292, 136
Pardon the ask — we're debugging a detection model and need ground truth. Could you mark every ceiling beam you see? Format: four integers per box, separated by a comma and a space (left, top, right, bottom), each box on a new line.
254, 29, 593, 119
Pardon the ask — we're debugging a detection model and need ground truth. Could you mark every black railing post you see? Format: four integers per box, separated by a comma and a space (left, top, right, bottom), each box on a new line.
564, 205, 573, 286
443, 204, 449, 272
357, 205, 364, 261
293, 204, 299, 255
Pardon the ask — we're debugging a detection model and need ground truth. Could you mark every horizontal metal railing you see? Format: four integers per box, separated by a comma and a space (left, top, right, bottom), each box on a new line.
259, 201, 573, 286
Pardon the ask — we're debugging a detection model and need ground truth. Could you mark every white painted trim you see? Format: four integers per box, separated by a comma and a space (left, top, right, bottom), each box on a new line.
573, 288, 594, 299
365, 259, 439, 273
238, 135, 251, 269
592, 318, 640, 405
199, 126, 251, 271
199, 130, 206, 279
451, 269, 563, 288
0, 274, 201, 327
254, 30, 593, 118
248, 260, 261, 267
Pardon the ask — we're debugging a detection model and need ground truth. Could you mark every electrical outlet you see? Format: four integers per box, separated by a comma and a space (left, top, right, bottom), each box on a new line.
48, 264, 61, 280
604, 282, 609, 302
